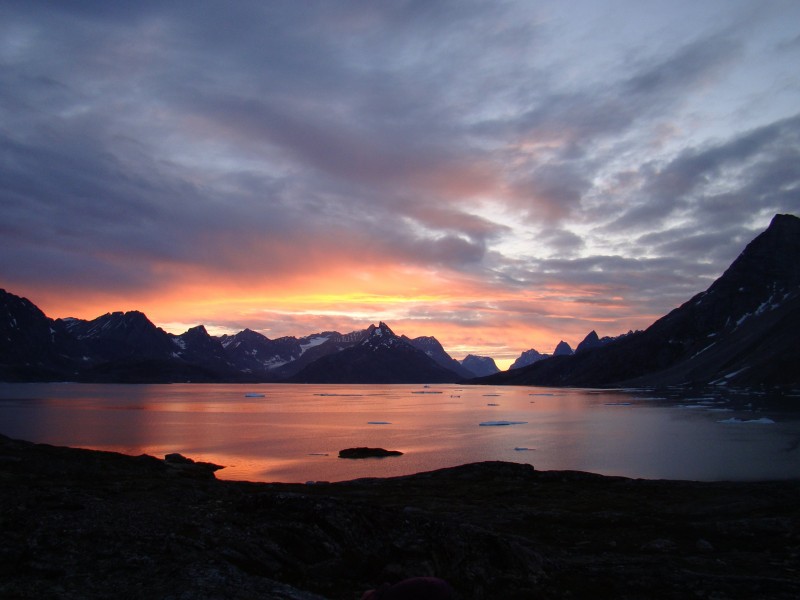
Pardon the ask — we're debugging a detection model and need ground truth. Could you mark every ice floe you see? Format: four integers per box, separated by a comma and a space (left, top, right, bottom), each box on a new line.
479, 420, 528, 426
367, 421, 392, 425
717, 417, 776, 425
514, 447, 534, 451
244, 393, 265, 398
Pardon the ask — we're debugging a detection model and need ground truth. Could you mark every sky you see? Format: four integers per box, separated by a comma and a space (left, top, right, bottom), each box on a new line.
1, 1, 799, 368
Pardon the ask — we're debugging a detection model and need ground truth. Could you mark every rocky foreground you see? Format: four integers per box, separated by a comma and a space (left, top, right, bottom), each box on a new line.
1, 434, 798, 600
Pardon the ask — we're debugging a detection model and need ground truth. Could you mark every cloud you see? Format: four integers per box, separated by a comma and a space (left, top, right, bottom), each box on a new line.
1, 1, 799, 361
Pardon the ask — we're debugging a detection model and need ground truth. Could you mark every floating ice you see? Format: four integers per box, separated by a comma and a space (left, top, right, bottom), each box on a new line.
717, 417, 775, 425
367, 421, 392, 425
308, 452, 329, 456
487, 403, 500, 406
604, 402, 632, 406
514, 447, 534, 451
479, 420, 528, 426
244, 393, 265, 398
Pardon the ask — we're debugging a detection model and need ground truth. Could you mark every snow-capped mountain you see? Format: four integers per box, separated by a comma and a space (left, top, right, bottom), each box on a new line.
218, 329, 303, 378
289, 322, 463, 383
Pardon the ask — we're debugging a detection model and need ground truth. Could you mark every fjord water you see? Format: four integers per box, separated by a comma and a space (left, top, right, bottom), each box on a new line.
1, 383, 798, 483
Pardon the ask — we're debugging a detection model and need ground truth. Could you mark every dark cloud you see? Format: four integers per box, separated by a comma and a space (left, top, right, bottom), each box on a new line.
610, 113, 800, 237
0, 1, 798, 352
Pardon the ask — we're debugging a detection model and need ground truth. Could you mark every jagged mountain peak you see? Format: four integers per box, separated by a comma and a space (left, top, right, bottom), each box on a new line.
509, 348, 545, 370
553, 341, 573, 356
366, 321, 395, 336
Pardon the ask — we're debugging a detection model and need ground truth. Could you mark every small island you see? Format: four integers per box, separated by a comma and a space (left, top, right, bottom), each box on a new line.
338, 447, 404, 459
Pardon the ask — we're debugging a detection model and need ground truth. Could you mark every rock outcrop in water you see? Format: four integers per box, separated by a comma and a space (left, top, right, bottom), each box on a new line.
2, 434, 798, 599
338, 447, 404, 459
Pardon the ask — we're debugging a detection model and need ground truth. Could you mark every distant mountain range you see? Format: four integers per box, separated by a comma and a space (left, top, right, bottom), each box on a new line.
2, 214, 798, 387
0, 296, 485, 384
479, 213, 800, 388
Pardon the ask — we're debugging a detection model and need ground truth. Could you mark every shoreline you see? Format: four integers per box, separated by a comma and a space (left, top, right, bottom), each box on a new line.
2, 434, 799, 599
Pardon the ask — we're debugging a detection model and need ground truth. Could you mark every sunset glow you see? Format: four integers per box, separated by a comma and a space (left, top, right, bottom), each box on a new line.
2, 1, 798, 368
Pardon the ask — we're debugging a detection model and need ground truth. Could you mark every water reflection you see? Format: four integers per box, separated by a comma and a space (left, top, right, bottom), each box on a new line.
0, 382, 797, 483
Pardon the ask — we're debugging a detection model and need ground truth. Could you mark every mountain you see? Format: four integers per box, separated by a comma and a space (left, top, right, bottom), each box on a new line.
219, 329, 302, 379
460, 354, 500, 377
553, 341, 573, 356
404, 335, 474, 379
0, 296, 247, 383
289, 322, 462, 383
477, 214, 800, 388
574, 330, 635, 354
0, 292, 467, 384
575, 331, 601, 353
0, 289, 81, 380
273, 330, 367, 379
64, 311, 176, 363
172, 325, 237, 374
509, 348, 546, 370
510, 340, 573, 370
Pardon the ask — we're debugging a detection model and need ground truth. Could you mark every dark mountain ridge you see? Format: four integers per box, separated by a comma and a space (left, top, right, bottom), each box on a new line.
478, 214, 800, 388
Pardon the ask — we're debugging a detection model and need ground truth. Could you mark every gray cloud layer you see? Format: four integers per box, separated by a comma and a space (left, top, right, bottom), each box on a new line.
1, 0, 798, 346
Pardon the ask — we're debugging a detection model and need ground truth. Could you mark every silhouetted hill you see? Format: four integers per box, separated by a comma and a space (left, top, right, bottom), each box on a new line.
478, 214, 800, 388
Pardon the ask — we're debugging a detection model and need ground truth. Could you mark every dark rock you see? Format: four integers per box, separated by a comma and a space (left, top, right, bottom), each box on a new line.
165, 452, 195, 464
339, 447, 404, 459
164, 452, 224, 476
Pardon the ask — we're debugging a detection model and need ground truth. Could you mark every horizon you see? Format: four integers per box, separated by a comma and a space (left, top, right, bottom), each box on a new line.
2, 2, 799, 369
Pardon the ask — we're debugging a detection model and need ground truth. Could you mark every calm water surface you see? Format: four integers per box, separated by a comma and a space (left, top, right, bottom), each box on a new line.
1, 383, 798, 482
